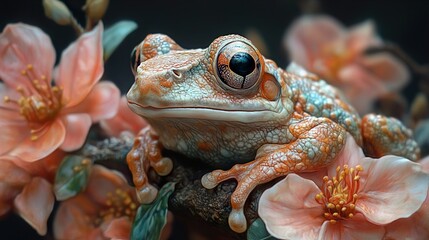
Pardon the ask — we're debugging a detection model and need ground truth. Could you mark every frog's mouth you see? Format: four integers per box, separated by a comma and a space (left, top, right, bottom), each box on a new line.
128, 101, 282, 123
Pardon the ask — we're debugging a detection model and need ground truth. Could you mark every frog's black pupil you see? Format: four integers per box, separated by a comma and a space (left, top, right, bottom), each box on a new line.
229, 52, 255, 77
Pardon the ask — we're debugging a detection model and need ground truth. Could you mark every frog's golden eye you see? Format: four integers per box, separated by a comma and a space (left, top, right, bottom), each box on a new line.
215, 41, 262, 90
130, 46, 141, 75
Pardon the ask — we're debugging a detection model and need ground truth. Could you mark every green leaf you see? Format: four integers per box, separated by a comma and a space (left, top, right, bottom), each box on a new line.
131, 182, 176, 240
247, 218, 277, 240
103, 20, 138, 61
54, 155, 93, 201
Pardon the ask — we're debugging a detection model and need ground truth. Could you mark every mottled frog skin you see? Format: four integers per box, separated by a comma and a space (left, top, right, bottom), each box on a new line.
126, 34, 420, 233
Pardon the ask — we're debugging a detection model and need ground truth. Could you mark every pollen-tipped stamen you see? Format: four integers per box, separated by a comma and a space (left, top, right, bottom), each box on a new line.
315, 165, 363, 223
3, 64, 64, 140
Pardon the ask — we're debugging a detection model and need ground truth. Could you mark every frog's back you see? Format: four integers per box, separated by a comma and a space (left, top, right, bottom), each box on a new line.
286, 73, 363, 145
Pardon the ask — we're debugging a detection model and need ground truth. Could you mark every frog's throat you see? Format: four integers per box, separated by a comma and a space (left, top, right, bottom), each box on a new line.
128, 103, 286, 123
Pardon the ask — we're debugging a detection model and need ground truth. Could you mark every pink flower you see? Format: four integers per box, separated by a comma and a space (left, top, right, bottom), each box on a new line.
284, 15, 409, 113
0, 150, 64, 235
100, 95, 147, 137
258, 134, 429, 240
383, 156, 429, 239
53, 165, 138, 240
0, 22, 120, 161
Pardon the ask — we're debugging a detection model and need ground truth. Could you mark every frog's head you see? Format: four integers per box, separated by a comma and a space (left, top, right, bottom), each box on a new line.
127, 34, 293, 123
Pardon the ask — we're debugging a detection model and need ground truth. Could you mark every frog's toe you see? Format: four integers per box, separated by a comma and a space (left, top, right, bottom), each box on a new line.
201, 170, 223, 189
136, 184, 158, 204
228, 208, 247, 233
152, 157, 173, 176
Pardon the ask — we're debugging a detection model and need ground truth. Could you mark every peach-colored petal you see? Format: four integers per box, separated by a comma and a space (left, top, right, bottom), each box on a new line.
86, 165, 129, 204
0, 159, 31, 186
0, 158, 31, 216
14, 149, 65, 181
100, 96, 148, 137
259, 174, 325, 240
103, 217, 132, 240
421, 156, 429, 172
0, 23, 55, 90
0, 182, 20, 215
59, 113, 92, 151
7, 119, 66, 162
356, 156, 429, 225
318, 214, 385, 240
63, 81, 120, 122
359, 52, 410, 91
56, 22, 103, 108
384, 213, 429, 240
337, 64, 388, 113
13, 177, 54, 235
0, 105, 29, 156
53, 195, 101, 240
285, 15, 344, 67
346, 20, 380, 54
0, 200, 12, 216
326, 134, 365, 177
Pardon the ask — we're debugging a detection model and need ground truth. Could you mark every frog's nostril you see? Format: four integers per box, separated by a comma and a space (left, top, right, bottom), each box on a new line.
172, 69, 182, 78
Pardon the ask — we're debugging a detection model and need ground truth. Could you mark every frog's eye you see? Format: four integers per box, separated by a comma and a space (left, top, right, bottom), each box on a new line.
130, 46, 141, 75
215, 41, 262, 90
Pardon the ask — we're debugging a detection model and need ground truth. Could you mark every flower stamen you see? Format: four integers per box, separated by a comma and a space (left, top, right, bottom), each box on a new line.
92, 188, 137, 227
3, 64, 64, 140
315, 165, 363, 223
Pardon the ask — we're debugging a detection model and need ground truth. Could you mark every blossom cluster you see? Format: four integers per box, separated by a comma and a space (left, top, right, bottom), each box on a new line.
0, 22, 147, 238
258, 134, 429, 240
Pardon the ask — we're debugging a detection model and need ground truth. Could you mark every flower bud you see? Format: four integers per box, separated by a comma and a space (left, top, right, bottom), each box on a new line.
83, 0, 110, 23
43, 0, 72, 25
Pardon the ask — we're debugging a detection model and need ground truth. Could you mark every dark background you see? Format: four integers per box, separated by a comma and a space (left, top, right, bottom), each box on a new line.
1, 0, 429, 239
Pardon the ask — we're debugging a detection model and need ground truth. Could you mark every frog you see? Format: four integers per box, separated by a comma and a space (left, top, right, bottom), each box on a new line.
126, 34, 420, 233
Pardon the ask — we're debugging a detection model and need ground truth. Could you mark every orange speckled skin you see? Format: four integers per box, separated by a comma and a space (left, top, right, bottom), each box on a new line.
126, 34, 420, 233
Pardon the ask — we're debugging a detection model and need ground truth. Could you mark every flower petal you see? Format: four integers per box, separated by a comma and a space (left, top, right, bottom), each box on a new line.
326, 134, 365, 177
285, 15, 344, 67
7, 119, 66, 162
0, 159, 31, 186
56, 22, 103, 108
337, 64, 388, 113
86, 165, 129, 205
258, 174, 324, 240
14, 149, 65, 181
346, 20, 380, 54
0, 83, 31, 156
359, 52, 410, 91
53, 195, 103, 240
13, 177, 54, 235
60, 114, 92, 151
103, 217, 132, 240
63, 81, 120, 122
99, 95, 148, 137
420, 156, 429, 173
318, 214, 385, 240
357, 156, 429, 224
0, 23, 55, 90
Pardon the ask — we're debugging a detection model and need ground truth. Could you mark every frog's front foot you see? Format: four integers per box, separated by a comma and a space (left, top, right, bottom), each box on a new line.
361, 114, 420, 161
202, 117, 347, 233
127, 126, 173, 203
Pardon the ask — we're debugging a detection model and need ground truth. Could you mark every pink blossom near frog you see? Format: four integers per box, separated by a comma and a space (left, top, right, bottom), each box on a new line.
126, 34, 420, 233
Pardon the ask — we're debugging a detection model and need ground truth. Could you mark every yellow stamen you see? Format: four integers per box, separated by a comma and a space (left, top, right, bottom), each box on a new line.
91, 188, 138, 227
315, 165, 363, 221
4, 64, 64, 140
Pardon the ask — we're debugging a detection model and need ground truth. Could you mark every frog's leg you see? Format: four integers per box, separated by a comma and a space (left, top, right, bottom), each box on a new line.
127, 126, 173, 203
361, 114, 420, 161
201, 117, 346, 233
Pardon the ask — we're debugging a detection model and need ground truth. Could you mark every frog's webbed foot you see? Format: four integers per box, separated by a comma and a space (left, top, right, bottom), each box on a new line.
202, 117, 347, 233
126, 126, 173, 203
362, 114, 420, 161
